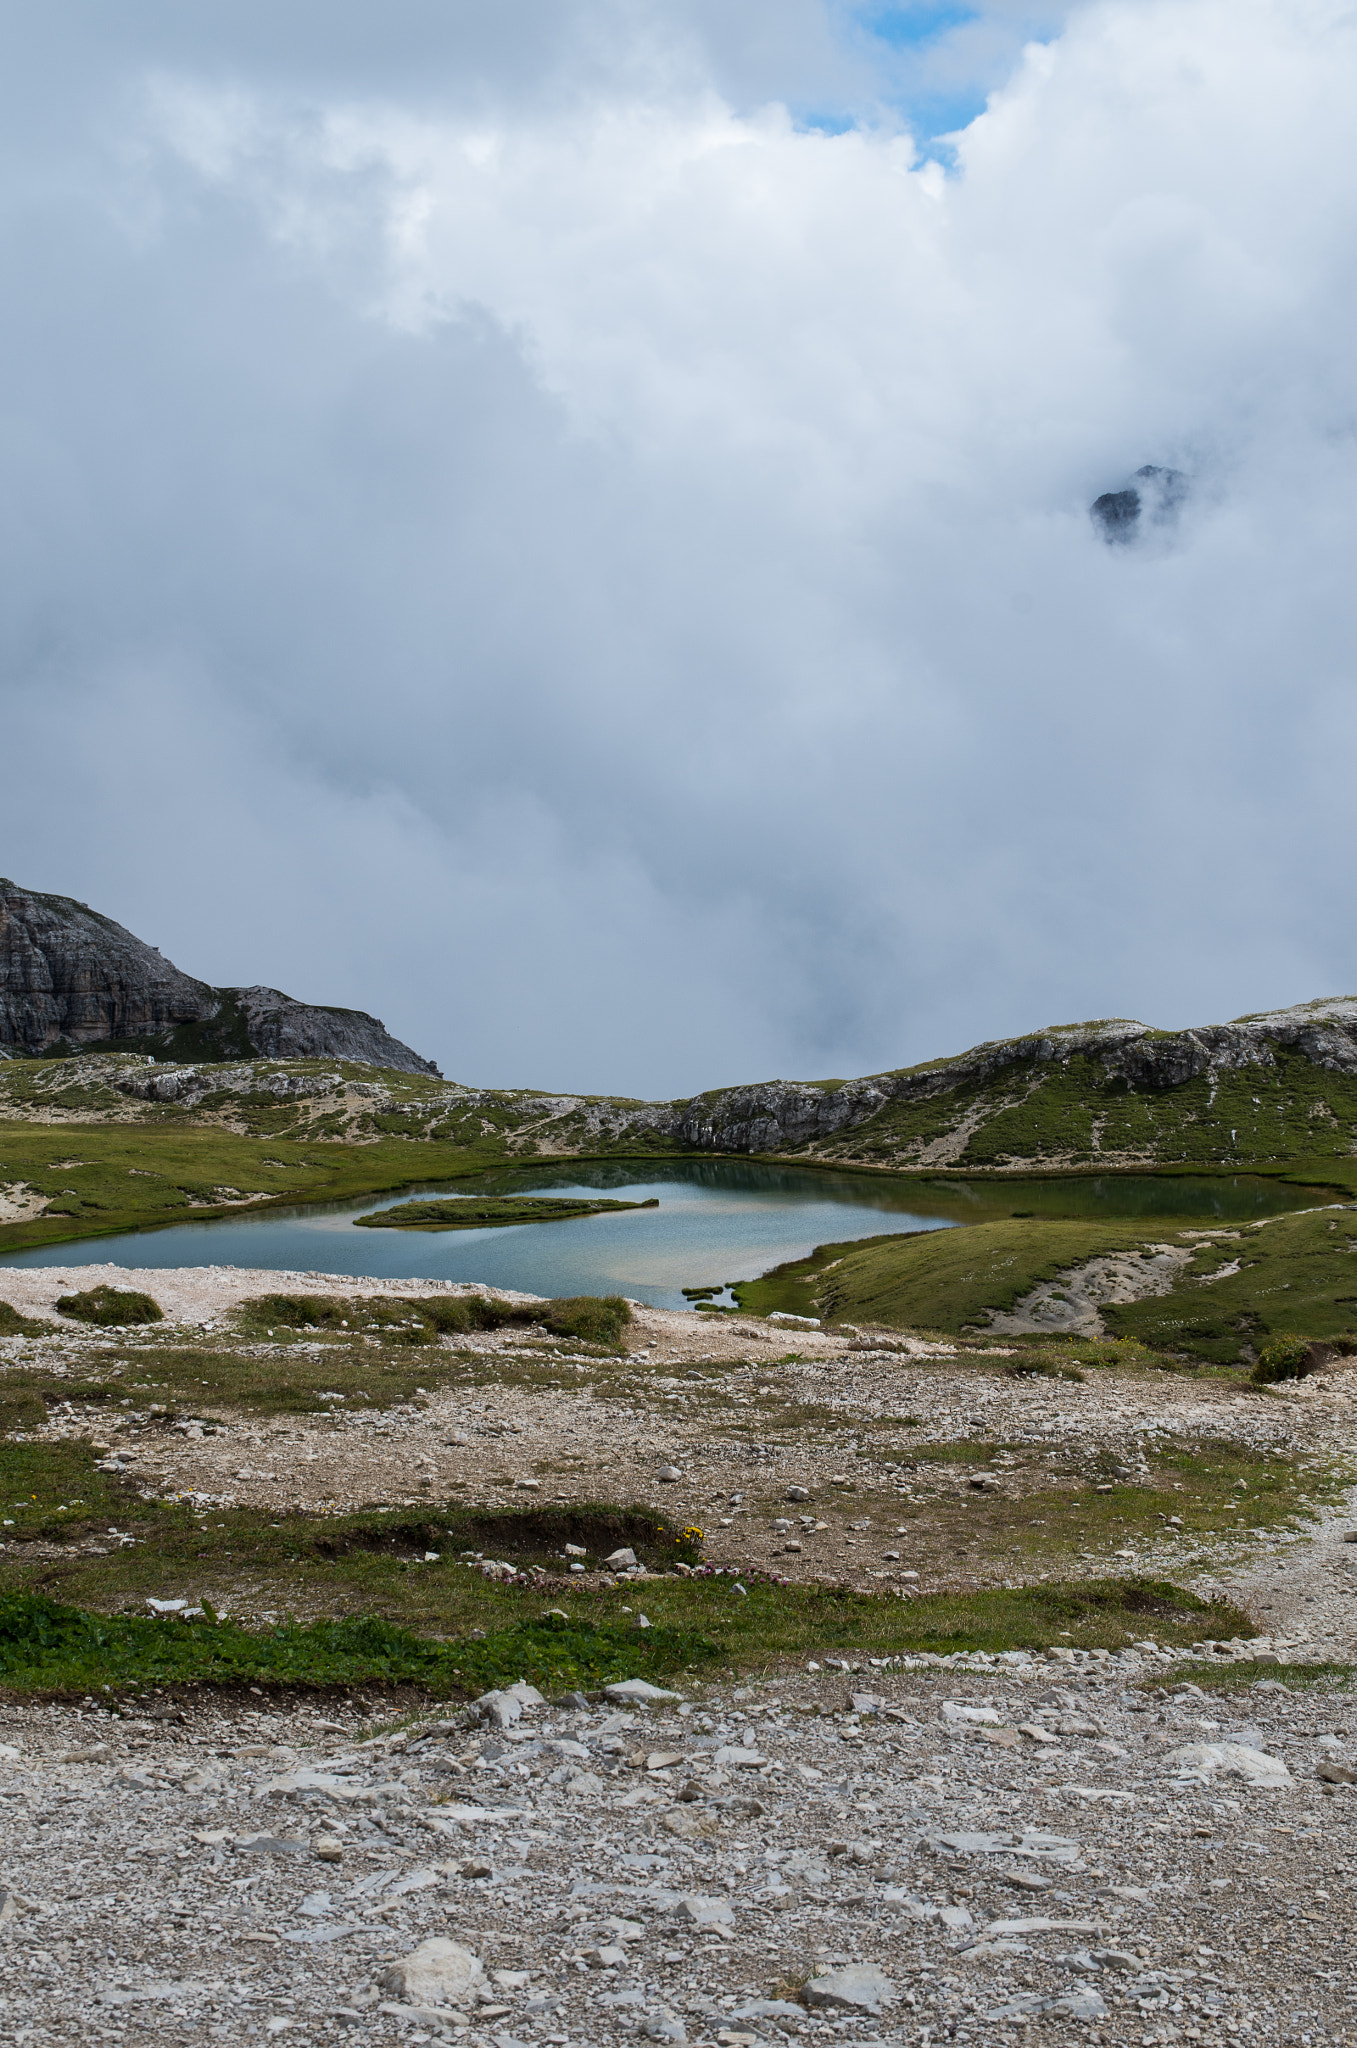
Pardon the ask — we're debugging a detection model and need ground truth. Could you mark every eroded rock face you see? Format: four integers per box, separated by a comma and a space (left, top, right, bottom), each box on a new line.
227, 986, 439, 1072
0, 880, 438, 1075
0, 881, 215, 1052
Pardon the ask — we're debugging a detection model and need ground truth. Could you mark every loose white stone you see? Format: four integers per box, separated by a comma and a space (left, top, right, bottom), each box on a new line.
380, 1937, 484, 2007
1163, 1741, 1291, 1786
803, 1963, 894, 2014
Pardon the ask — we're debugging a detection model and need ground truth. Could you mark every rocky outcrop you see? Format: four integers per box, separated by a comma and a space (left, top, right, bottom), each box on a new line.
1091, 463, 1187, 542
624, 999, 1357, 1154
226, 986, 438, 1073
0, 881, 439, 1076
0, 882, 215, 1053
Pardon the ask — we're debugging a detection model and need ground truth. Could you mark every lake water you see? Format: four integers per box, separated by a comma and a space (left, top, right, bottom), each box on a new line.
0, 1160, 1324, 1312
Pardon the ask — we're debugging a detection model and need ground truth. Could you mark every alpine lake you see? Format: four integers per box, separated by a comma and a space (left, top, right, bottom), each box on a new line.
0, 1157, 1324, 1311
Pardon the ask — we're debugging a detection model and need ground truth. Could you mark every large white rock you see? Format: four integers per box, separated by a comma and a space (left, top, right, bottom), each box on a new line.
380, 1938, 484, 2006
672, 1894, 734, 1927
472, 1690, 523, 1732
605, 1680, 681, 1703
987, 1917, 1103, 1938
804, 1964, 895, 2014
1163, 1742, 1291, 1787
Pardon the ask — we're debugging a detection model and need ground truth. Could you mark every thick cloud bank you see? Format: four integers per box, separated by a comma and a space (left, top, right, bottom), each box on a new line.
2, 0, 1356, 1093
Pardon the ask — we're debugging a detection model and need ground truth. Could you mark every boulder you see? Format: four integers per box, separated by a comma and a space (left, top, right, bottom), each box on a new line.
803, 1963, 894, 2014
1163, 1742, 1290, 1787
380, 1938, 484, 2007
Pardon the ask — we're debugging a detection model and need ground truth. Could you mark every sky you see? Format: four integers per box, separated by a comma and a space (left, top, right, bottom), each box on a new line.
3, 1, 1357, 1097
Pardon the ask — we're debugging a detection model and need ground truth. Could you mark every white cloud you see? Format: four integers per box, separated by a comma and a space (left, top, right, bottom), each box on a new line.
2, 0, 1357, 1091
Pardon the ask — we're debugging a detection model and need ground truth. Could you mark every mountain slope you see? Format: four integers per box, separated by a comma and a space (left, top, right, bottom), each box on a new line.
4, 899, 1357, 1173
0, 881, 438, 1077
632, 1001, 1357, 1169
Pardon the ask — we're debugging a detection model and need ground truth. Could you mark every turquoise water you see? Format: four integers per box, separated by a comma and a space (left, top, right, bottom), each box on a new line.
0, 1160, 1322, 1312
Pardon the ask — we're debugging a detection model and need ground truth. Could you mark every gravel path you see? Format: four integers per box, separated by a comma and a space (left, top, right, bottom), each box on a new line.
0, 1660, 1352, 2047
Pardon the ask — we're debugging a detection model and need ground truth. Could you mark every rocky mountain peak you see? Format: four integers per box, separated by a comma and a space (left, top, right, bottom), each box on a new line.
0, 880, 438, 1076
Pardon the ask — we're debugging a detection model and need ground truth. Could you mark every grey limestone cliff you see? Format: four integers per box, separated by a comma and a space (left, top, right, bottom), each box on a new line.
0, 881, 439, 1076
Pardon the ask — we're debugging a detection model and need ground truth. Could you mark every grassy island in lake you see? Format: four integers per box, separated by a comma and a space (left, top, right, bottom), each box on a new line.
353, 1194, 659, 1230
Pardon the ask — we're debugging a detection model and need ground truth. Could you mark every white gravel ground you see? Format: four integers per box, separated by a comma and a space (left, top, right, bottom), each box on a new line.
0, 1267, 1355, 2045
0, 1660, 1353, 2048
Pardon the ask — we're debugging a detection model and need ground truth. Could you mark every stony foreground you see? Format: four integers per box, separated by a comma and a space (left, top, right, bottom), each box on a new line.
2, 1658, 1353, 2048
4, 1264, 1357, 1653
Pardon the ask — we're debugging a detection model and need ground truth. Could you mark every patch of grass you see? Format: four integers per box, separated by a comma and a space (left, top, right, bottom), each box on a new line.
0, 1437, 149, 1539
0, 1594, 721, 1698
55, 1285, 163, 1327
0, 1569, 1245, 1698
1140, 1660, 1355, 1693
354, 1196, 658, 1230
0, 1302, 46, 1339
1104, 1206, 1357, 1363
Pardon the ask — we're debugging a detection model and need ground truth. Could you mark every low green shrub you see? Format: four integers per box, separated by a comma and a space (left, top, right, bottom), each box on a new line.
238, 1289, 632, 1352
1252, 1335, 1314, 1384
537, 1295, 632, 1346
54, 1286, 163, 1327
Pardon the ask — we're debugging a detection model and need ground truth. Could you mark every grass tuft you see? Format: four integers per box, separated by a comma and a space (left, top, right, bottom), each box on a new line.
54, 1285, 163, 1327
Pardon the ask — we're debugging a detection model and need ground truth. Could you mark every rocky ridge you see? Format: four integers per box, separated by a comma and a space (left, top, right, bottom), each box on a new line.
0, 881, 438, 1077
630, 999, 1357, 1159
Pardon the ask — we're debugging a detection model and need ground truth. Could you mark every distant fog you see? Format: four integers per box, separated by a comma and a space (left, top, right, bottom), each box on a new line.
2, 0, 1355, 1095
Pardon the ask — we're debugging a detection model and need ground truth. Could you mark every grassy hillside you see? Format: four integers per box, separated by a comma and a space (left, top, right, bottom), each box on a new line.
734, 1219, 1171, 1330
801, 1044, 1357, 1171
1104, 1205, 1357, 1363
738, 1202, 1357, 1365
